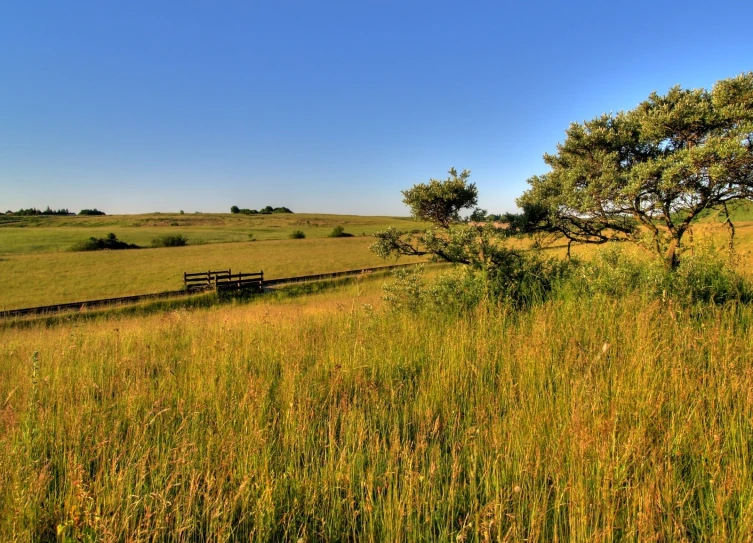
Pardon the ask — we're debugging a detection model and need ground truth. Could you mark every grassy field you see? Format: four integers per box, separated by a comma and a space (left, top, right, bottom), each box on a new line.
2, 211, 752, 311
0, 213, 425, 255
0, 236, 426, 310
2, 274, 753, 540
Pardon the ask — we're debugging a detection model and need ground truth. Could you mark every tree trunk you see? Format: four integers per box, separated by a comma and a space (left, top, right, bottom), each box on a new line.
723, 201, 736, 260
664, 237, 680, 270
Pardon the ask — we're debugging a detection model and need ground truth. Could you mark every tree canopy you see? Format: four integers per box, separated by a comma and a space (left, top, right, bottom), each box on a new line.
401, 168, 478, 228
516, 72, 753, 267
371, 168, 509, 269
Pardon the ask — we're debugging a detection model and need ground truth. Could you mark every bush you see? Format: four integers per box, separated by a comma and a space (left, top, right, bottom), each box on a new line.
152, 234, 188, 247
329, 225, 353, 238
382, 250, 573, 313
381, 266, 425, 312
289, 230, 306, 239
565, 243, 752, 305
69, 233, 140, 251
78, 209, 106, 216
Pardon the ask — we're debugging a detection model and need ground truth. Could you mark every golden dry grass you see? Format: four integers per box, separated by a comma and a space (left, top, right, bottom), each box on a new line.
2, 279, 753, 540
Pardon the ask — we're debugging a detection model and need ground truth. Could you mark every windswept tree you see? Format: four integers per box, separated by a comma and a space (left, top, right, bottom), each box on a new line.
401, 167, 478, 227
371, 168, 512, 269
372, 169, 568, 306
515, 72, 753, 268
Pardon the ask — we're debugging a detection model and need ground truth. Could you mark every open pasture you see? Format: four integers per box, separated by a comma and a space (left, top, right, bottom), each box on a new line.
0, 236, 426, 311
2, 211, 753, 312
0, 213, 425, 255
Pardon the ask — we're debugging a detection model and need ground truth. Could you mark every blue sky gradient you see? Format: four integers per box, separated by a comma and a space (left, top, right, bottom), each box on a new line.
1, 1, 750, 215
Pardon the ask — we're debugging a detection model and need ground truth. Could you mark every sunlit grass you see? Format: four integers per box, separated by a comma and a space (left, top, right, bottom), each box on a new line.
0, 237, 427, 310
0, 213, 426, 255
2, 281, 752, 540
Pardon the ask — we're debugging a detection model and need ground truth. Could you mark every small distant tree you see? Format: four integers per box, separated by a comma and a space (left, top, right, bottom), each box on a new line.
230, 206, 240, 214
79, 209, 106, 216
289, 230, 306, 239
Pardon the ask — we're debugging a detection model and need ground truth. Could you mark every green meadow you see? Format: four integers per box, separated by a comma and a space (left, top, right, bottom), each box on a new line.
0, 214, 427, 310
0, 213, 424, 255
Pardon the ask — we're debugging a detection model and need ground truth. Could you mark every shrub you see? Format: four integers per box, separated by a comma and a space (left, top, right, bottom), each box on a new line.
424, 267, 486, 313
289, 230, 306, 239
565, 243, 752, 305
381, 266, 425, 312
69, 233, 140, 251
329, 225, 353, 238
78, 209, 106, 216
382, 251, 573, 313
152, 234, 188, 247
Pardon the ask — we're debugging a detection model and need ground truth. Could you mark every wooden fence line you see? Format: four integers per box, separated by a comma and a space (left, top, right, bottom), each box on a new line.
2, 263, 430, 319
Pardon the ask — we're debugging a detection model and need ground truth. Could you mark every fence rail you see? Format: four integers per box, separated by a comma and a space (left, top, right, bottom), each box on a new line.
2, 263, 428, 319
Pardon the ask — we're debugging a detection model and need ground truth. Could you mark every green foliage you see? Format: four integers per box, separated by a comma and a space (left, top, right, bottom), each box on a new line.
401, 167, 478, 227
516, 72, 753, 268
328, 225, 353, 238
289, 230, 306, 239
566, 243, 752, 304
423, 267, 486, 312
381, 265, 425, 312
375, 168, 579, 308
12, 207, 72, 216
151, 234, 188, 247
69, 233, 140, 251
78, 209, 106, 216
383, 251, 573, 313
231, 205, 293, 215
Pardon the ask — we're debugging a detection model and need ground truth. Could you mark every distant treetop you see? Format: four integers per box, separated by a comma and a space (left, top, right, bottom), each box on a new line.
79, 209, 107, 216
230, 206, 293, 215
10, 207, 73, 216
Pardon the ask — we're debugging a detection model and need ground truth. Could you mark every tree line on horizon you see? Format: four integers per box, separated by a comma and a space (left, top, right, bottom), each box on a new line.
230, 205, 293, 215
2, 207, 106, 216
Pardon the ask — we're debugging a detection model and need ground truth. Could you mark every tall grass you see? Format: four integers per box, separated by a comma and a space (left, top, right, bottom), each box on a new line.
2, 290, 753, 540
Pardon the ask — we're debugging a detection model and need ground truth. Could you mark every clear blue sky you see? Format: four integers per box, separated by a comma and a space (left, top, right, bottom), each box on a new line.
1, 1, 750, 216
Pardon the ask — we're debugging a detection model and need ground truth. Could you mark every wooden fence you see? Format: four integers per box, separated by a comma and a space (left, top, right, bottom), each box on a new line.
184, 269, 264, 292
3, 263, 432, 318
